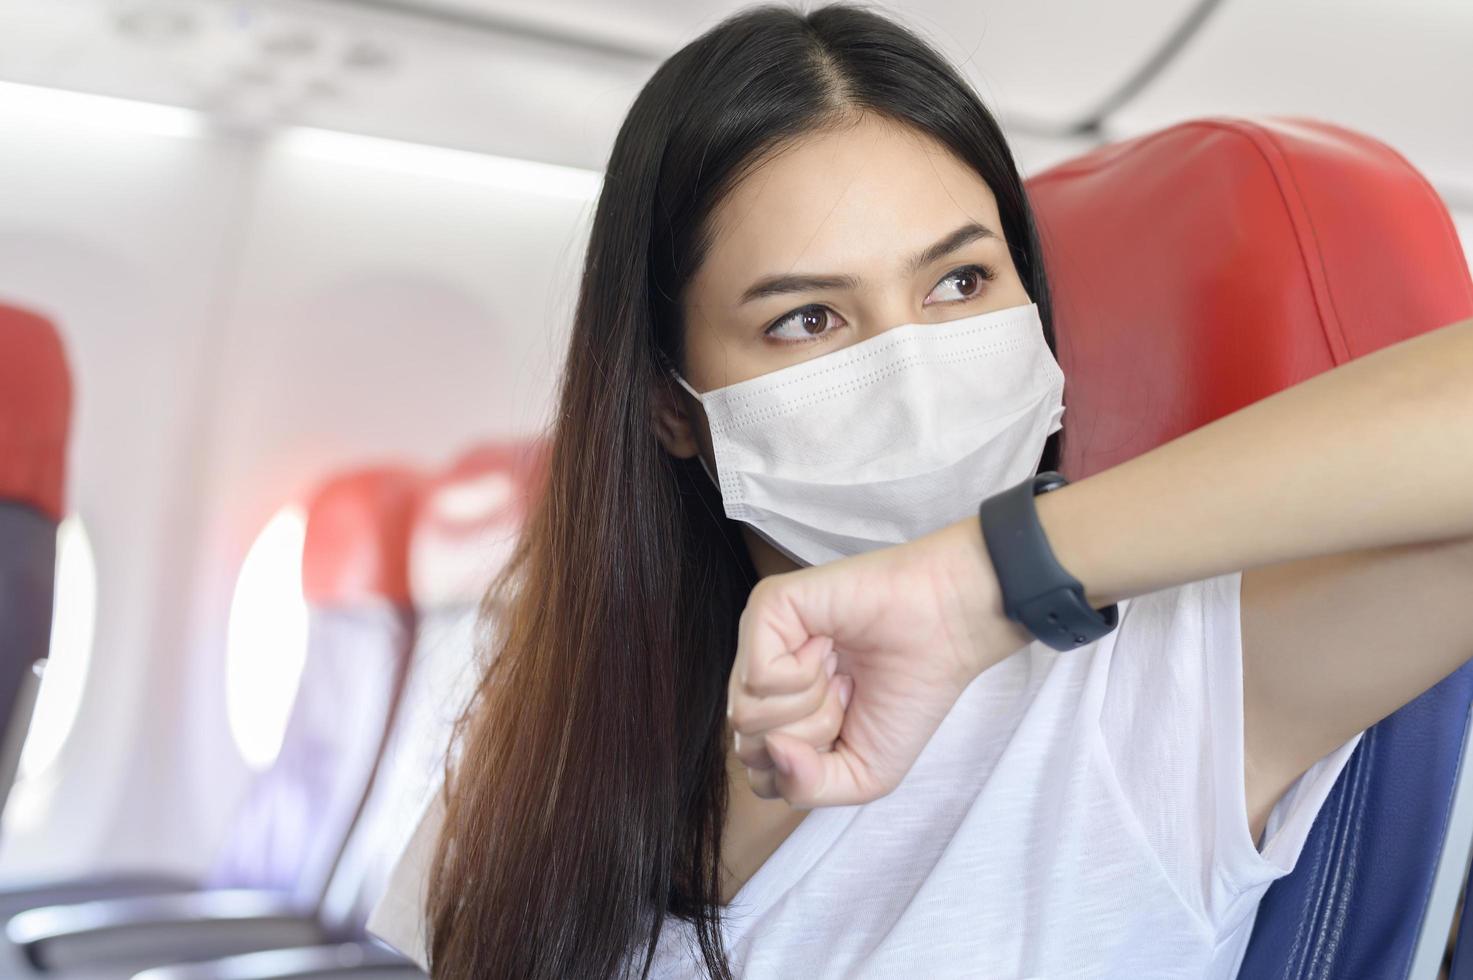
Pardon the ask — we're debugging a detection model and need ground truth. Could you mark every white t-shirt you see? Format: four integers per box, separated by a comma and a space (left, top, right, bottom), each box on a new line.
367, 570, 1362, 978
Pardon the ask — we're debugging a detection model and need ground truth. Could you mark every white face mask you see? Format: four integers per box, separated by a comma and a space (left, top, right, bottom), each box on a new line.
668, 301, 1066, 567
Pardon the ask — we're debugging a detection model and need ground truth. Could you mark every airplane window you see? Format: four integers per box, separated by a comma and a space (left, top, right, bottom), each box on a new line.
226, 504, 309, 770
17, 515, 98, 779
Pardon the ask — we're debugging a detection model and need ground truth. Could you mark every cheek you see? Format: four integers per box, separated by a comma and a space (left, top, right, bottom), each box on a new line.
680, 315, 736, 389
999, 270, 1035, 307
686, 331, 768, 390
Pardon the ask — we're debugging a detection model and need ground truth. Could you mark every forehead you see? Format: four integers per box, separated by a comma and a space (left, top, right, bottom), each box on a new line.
689, 116, 1005, 305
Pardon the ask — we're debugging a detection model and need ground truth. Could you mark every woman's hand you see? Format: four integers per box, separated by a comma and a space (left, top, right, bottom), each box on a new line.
727, 515, 1035, 808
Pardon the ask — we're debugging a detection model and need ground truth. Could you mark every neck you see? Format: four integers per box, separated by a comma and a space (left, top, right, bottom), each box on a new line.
740, 524, 802, 580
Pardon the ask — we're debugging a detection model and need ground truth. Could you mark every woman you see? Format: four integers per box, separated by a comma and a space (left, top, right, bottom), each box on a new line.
369, 3, 1473, 977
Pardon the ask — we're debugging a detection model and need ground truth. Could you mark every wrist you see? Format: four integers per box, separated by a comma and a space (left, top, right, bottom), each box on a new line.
1031, 481, 1115, 609
935, 515, 1036, 678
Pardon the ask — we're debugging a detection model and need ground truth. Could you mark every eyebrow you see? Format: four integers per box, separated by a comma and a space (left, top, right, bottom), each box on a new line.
738, 221, 999, 305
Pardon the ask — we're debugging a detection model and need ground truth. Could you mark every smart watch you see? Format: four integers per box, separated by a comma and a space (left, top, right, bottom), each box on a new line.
977, 471, 1119, 651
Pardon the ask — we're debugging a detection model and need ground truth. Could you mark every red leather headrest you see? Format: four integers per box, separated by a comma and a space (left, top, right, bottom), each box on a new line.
446, 440, 551, 505
410, 440, 550, 610
0, 303, 73, 521
1026, 117, 1473, 479
302, 466, 424, 607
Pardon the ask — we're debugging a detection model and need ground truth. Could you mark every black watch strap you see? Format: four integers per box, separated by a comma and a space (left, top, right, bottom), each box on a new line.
978, 471, 1119, 651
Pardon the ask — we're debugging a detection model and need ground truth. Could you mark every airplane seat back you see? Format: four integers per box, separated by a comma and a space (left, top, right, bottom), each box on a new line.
1025, 116, 1473, 977
317, 440, 548, 938
0, 301, 72, 814
203, 466, 423, 909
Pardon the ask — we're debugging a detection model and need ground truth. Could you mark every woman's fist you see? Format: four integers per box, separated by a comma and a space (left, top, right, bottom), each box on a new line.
729, 634, 855, 799
725, 515, 1034, 808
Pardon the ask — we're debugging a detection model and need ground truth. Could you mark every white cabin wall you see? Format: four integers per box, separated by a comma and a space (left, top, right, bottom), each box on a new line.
135, 134, 596, 872
0, 96, 254, 876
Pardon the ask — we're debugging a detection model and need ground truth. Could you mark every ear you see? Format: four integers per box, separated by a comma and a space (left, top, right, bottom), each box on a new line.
651, 375, 703, 459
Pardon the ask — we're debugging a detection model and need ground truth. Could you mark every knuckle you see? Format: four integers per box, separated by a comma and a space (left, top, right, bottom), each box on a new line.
732, 733, 769, 768
747, 768, 776, 799
727, 701, 756, 732
744, 581, 769, 616
736, 745, 770, 770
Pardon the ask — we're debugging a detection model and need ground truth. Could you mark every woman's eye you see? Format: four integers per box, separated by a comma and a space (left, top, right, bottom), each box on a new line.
927, 263, 996, 305
764, 305, 844, 343
762, 264, 996, 342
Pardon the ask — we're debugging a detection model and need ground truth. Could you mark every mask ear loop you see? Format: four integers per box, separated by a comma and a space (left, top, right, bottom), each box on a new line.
654, 348, 721, 489
654, 347, 700, 397
670, 371, 701, 401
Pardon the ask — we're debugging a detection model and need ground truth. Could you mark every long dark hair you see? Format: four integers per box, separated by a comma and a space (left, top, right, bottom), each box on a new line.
424, 3, 1062, 977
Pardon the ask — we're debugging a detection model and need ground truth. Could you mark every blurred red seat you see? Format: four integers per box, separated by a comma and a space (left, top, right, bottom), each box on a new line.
0, 301, 72, 819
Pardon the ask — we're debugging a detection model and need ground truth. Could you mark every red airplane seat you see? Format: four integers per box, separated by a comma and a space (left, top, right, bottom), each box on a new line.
1025, 116, 1473, 978
394, 440, 548, 622
4, 466, 425, 970
119, 442, 552, 980
332, 440, 548, 936
204, 466, 424, 907
1030, 118, 1472, 478
4, 446, 545, 975
0, 301, 72, 819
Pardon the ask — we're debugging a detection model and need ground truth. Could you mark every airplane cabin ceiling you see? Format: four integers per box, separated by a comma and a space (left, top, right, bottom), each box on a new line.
0, 0, 1467, 202
395, 0, 1215, 131
0, 0, 1209, 171
0, 0, 659, 171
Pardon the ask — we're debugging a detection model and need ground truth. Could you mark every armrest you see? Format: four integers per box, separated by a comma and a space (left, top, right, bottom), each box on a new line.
6, 889, 325, 972
0, 872, 199, 920
131, 941, 427, 979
